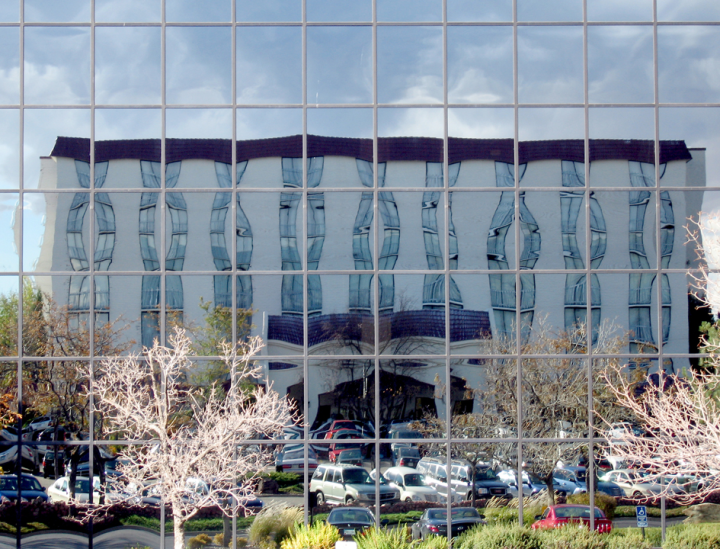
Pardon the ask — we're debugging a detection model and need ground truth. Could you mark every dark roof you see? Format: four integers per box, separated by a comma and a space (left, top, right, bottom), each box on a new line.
50, 136, 693, 165
267, 309, 491, 347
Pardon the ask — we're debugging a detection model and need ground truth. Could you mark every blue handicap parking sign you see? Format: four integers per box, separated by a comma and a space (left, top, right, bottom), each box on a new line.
636, 506, 648, 528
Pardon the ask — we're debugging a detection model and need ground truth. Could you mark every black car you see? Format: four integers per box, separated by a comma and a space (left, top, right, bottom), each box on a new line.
411, 508, 485, 540
0, 474, 47, 502
41, 450, 64, 478
392, 447, 421, 468
327, 507, 382, 541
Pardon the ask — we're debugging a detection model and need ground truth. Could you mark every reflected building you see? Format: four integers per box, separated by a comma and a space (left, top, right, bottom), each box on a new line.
29, 135, 704, 426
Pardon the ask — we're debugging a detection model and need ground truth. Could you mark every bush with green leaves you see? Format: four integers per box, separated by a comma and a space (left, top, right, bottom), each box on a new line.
662, 523, 720, 549
482, 506, 544, 526
187, 533, 212, 549
249, 504, 303, 548
455, 524, 541, 549
355, 525, 449, 549
567, 492, 618, 520
280, 521, 341, 549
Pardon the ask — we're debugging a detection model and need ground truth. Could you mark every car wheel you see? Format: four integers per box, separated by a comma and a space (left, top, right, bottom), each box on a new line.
315, 492, 325, 505
405, 497, 413, 503
633, 491, 643, 499
345, 495, 355, 505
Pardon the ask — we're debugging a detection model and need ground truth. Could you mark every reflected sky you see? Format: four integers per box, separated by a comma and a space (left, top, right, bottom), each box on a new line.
307, 27, 372, 104
237, 27, 302, 104
167, 27, 232, 105
24, 0, 89, 22
308, 0, 371, 21
24, 27, 90, 105
167, 0, 231, 22
659, 26, 720, 103
588, 26, 654, 104
0, 29, 18, 105
378, 27, 443, 104
448, 26, 513, 104
95, 27, 161, 105
95, 0, 161, 22
518, 27, 583, 104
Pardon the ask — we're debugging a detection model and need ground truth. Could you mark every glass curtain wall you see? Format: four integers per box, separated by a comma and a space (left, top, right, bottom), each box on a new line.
0, 0, 717, 546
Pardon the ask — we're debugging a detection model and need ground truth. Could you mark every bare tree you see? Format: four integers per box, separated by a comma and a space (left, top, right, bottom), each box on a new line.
430, 319, 628, 505
598, 362, 720, 502
90, 329, 292, 549
593, 214, 720, 502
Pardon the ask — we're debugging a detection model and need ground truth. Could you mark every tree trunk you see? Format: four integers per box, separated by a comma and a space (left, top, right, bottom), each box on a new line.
222, 513, 231, 547
470, 464, 477, 507
544, 475, 556, 506
173, 518, 186, 549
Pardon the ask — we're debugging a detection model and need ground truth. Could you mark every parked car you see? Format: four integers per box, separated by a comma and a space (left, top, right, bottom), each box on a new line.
275, 444, 319, 474
41, 450, 64, 478
334, 447, 364, 466
392, 447, 421, 468
327, 507, 382, 540
599, 469, 686, 499
496, 470, 567, 498
410, 507, 486, 540
184, 477, 264, 509
47, 476, 101, 503
553, 466, 624, 497
417, 457, 509, 500
0, 431, 39, 474
379, 467, 443, 503
26, 417, 53, 433
310, 464, 400, 506
0, 474, 47, 502
531, 505, 612, 533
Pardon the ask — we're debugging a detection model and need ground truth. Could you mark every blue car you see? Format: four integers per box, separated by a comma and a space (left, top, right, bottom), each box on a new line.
0, 474, 47, 502
553, 466, 624, 498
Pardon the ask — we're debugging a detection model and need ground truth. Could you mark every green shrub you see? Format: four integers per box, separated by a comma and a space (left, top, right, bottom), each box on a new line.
663, 523, 720, 549
605, 529, 654, 549
536, 524, 610, 549
416, 535, 449, 549
248, 504, 303, 547
280, 521, 341, 549
268, 472, 302, 488
235, 538, 248, 548
455, 523, 541, 549
483, 505, 544, 526
212, 533, 227, 547
567, 493, 618, 520
355, 525, 410, 549
187, 533, 212, 549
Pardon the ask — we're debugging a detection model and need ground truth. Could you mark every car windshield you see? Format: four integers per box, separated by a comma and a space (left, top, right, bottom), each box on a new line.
398, 448, 420, 457
343, 469, 372, 484
428, 509, 479, 520
475, 467, 498, 481
555, 506, 604, 519
574, 470, 586, 481
0, 477, 43, 491
394, 431, 422, 439
403, 473, 427, 487
329, 509, 373, 523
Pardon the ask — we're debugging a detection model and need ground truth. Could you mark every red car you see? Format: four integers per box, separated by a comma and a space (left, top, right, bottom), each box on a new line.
531, 505, 612, 533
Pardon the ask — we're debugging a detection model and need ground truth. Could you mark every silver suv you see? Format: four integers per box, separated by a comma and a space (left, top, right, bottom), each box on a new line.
417, 457, 509, 500
310, 464, 400, 506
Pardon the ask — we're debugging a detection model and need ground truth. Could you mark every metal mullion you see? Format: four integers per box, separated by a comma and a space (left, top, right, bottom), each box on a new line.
301, 0, 312, 528
231, 2, 239, 546
581, 0, 595, 531
372, 0, 382, 528
88, 3, 96, 543
441, 0, 453, 533
512, 0, 525, 523
16, 0, 23, 544
652, 0, 668, 540
159, 0, 166, 546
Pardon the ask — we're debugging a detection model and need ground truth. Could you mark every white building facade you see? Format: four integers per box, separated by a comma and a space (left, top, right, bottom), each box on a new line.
31, 135, 704, 427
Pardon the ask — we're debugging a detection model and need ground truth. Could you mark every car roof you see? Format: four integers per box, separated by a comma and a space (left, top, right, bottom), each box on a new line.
385, 467, 421, 474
